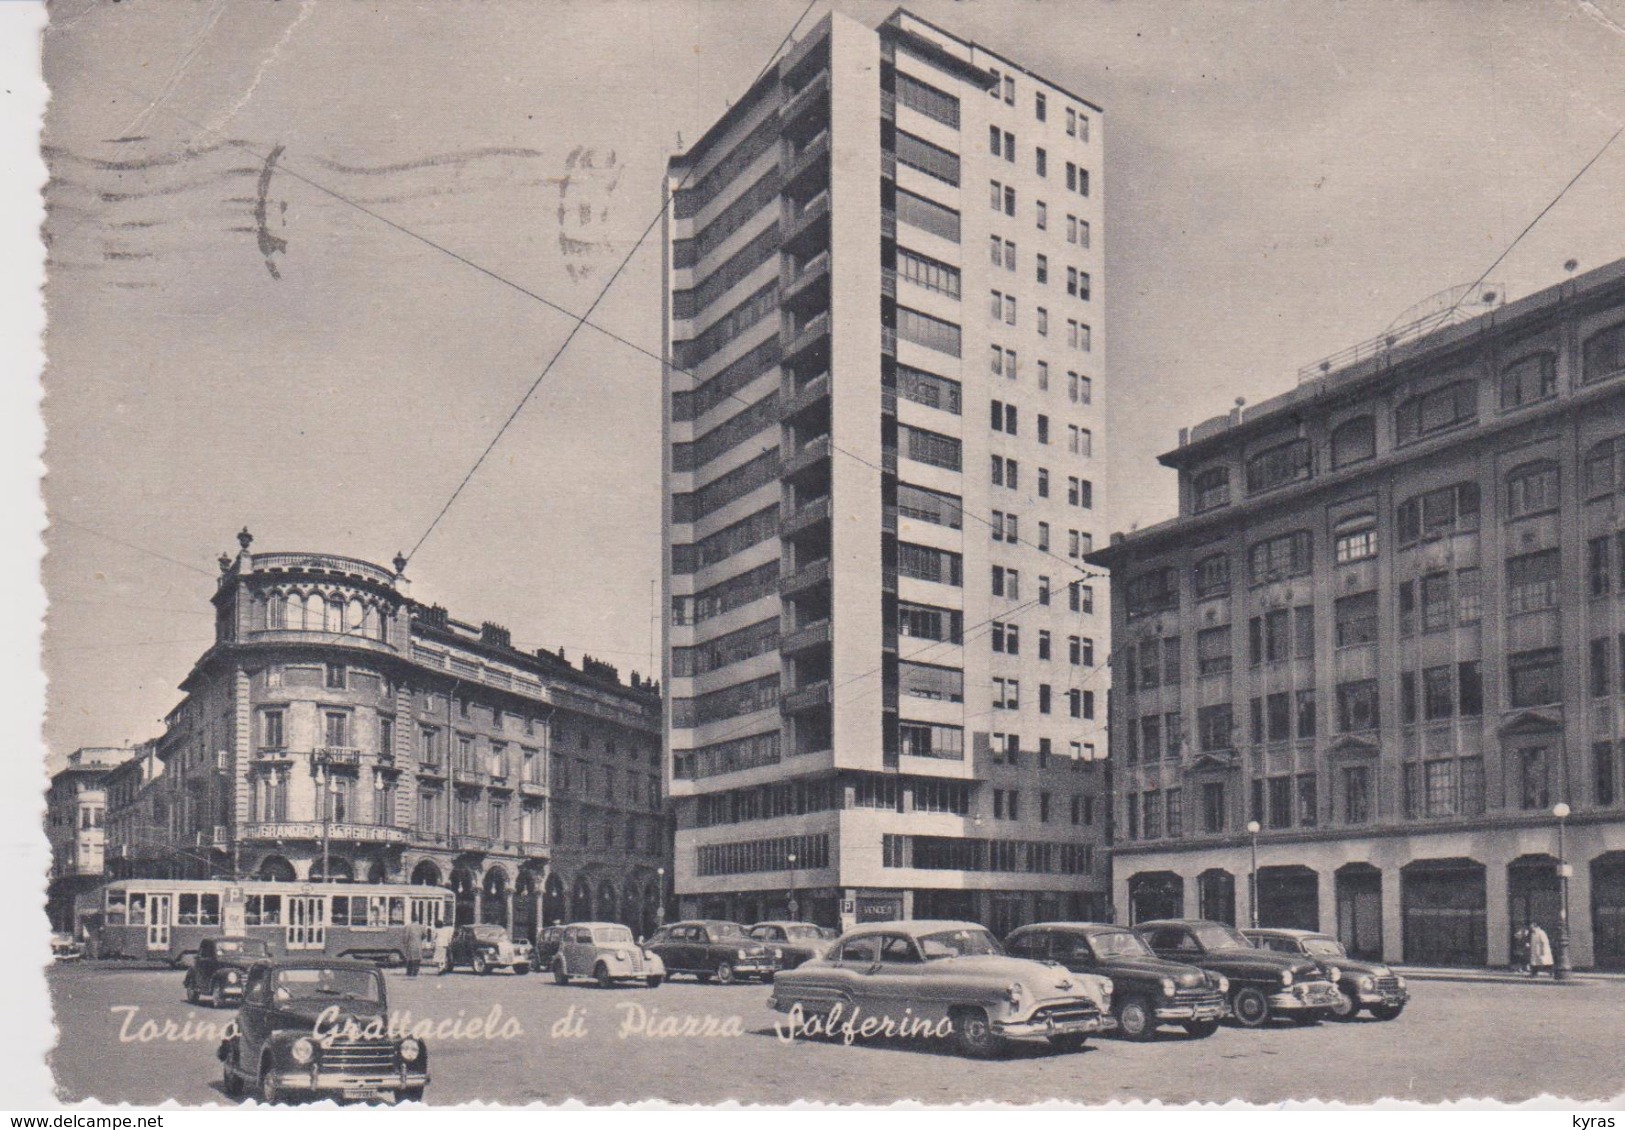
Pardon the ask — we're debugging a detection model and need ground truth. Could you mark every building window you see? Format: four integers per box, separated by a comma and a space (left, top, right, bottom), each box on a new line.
1333, 514, 1378, 563
325, 663, 347, 690
1508, 649, 1562, 707
1246, 439, 1313, 494
1196, 626, 1232, 676
1499, 352, 1558, 409
1248, 530, 1312, 583
1595, 742, 1618, 807
260, 709, 285, 750
1336, 680, 1379, 732
1330, 416, 1377, 468
1198, 704, 1233, 752
1456, 567, 1483, 624
1192, 553, 1230, 599
1506, 548, 1560, 613
1201, 782, 1226, 833
1396, 381, 1477, 445
1458, 660, 1484, 716
323, 711, 350, 749
1125, 568, 1178, 617
1584, 436, 1625, 497
1397, 482, 1480, 545
1193, 467, 1231, 513
1334, 592, 1378, 647
1506, 461, 1560, 519
1296, 689, 1316, 738
1423, 665, 1454, 720
1342, 766, 1370, 824
1582, 320, 1625, 384
1518, 747, 1551, 810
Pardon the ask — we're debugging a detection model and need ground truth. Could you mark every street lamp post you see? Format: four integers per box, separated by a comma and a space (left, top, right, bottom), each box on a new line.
316, 762, 332, 883
1553, 802, 1572, 981
1246, 820, 1262, 929
787, 852, 799, 922
656, 866, 667, 926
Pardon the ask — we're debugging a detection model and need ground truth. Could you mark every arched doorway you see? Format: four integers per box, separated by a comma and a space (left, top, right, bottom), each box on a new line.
1198, 869, 1235, 925
257, 856, 296, 883
570, 876, 593, 921
366, 859, 389, 885
1507, 854, 1561, 958
1335, 863, 1383, 960
410, 860, 443, 887
450, 867, 479, 927
1402, 858, 1486, 967
309, 856, 353, 883
1258, 865, 1319, 930
597, 880, 618, 927
513, 869, 541, 945
1128, 871, 1183, 924
1592, 852, 1625, 970
543, 873, 567, 928
481, 867, 511, 928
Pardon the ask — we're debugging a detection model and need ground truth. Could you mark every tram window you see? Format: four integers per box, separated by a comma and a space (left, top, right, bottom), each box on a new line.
178, 893, 221, 927
370, 897, 387, 926
389, 897, 406, 925
128, 893, 148, 925
331, 897, 352, 927
106, 889, 127, 925
245, 894, 282, 926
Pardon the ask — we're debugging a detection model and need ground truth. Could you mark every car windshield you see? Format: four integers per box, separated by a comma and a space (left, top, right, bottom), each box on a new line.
708, 923, 749, 939
784, 925, 825, 940
1302, 937, 1347, 958
274, 967, 382, 1003
1090, 930, 1154, 958
1192, 924, 1254, 951
595, 926, 635, 943
919, 928, 1005, 959
472, 926, 509, 941
215, 939, 270, 957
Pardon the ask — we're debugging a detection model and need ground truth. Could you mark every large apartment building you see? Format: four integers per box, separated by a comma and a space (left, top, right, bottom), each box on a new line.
101, 530, 668, 938
1089, 259, 1625, 969
46, 745, 140, 934
662, 9, 1111, 933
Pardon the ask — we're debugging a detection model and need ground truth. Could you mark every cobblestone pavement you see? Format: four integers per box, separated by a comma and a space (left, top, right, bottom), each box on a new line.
47, 962, 1625, 1106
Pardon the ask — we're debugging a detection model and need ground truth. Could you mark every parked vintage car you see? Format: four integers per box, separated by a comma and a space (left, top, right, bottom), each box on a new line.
185, 936, 273, 1007
1243, 928, 1408, 1021
441, 924, 531, 975
768, 919, 1116, 1058
644, 920, 778, 984
218, 958, 429, 1104
50, 932, 82, 962
550, 922, 665, 988
1134, 919, 1342, 1028
532, 925, 565, 970
1006, 922, 1230, 1040
747, 921, 837, 970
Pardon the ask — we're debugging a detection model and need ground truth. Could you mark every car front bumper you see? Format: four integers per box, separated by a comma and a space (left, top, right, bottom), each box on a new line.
996, 1010, 1115, 1040
268, 1068, 429, 1099
1154, 998, 1229, 1022
1356, 989, 1409, 1007
728, 961, 777, 977
1268, 984, 1341, 1012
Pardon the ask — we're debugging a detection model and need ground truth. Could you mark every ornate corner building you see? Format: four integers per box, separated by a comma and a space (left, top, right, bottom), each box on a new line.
102, 531, 670, 938
1089, 259, 1625, 970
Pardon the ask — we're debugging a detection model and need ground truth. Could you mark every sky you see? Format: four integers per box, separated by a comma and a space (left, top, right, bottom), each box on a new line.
35, 0, 1625, 766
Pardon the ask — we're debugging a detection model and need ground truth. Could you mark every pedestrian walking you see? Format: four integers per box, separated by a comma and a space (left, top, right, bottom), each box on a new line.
404, 921, 423, 978
1527, 922, 1554, 978
1512, 925, 1531, 974
432, 923, 455, 974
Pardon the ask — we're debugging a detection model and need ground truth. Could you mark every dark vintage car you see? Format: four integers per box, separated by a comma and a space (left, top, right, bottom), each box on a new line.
1243, 928, 1408, 1021
644, 920, 778, 983
1133, 919, 1342, 1028
218, 958, 428, 1104
442, 924, 531, 975
769, 920, 1116, 1059
748, 921, 837, 970
1006, 922, 1230, 1040
185, 936, 273, 1008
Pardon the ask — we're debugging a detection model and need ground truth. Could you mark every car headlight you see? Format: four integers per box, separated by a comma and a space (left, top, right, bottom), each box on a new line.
226, 970, 240, 984
1006, 981, 1025, 1008
1395, 975, 1406, 989
1281, 970, 1294, 987
613, 949, 629, 961
399, 1038, 422, 1064
1160, 977, 1177, 997
774, 947, 783, 960
1326, 966, 1341, 983
1358, 976, 1375, 992
1216, 974, 1230, 994
290, 1037, 316, 1065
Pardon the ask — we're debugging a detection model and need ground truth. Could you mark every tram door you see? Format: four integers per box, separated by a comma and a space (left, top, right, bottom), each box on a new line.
287, 896, 327, 950
146, 894, 172, 951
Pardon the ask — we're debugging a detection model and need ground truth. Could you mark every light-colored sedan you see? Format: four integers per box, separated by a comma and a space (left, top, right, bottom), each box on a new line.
768, 919, 1116, 1058
550, 922, 666, 988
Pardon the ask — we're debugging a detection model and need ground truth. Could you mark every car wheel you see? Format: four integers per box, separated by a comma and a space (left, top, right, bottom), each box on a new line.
949, 1006, 1006, 1059
1116, 996, 1156, 1041
715, 961, 735, 985
210, 980, 227, 1009
221, 1045, 244, 1098
1231, 987, 1271, 1028
645, 976, 662, 989
185, 980, 200, 1006
552, 960, 568, 985
257, 1054, 283, 1105
514, 963, 530, 976
595, 963, 613, 989
398, 1087, 425, 1104
1049, 1033, 1089, 1053
472, 953, 490, 976
1183, 1019, 1221, 1039
1369, 1003, 1405, 1021
1329, 986, 1358, 1021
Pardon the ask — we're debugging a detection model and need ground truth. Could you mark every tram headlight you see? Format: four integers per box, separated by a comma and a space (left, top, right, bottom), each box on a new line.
399, 1038, 423, 1064
289, 1037, 317, 1065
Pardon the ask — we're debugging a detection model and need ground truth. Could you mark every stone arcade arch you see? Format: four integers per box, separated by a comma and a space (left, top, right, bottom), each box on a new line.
257, 856, 297, 883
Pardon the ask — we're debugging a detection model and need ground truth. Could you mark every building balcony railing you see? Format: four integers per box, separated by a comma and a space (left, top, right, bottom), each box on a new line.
782, 249, 831, 304
780, 557, 831, 596
452, 767, 485, 786
783, 309, 831, 362
780, 371, 830, 418
250, 552, 398, 587
416, 759, 446, 777
784, 130, 830, 185
881, 326, 897, 356
780, 495, 832, 538
313, 747, 362, 767
781, 69, 830, 127
780, 679, 832, 715
881, 208, 897, 240
782, 434, 832, 479
882, 267, 898, 299
881, 151, 897, 181
880, 90, 896, 120
518, 780, 548, 798
784, 189, 830, 243
780, 619, 832, 655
